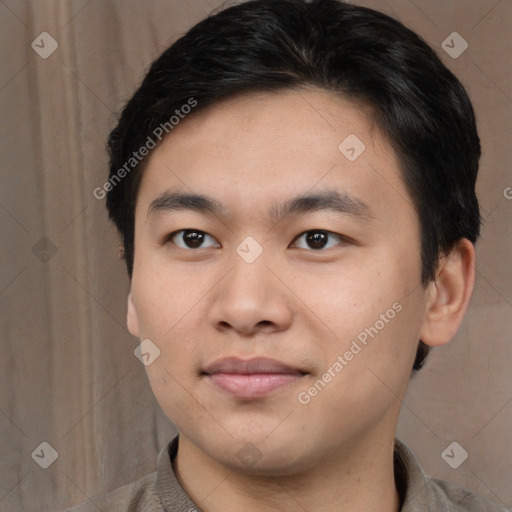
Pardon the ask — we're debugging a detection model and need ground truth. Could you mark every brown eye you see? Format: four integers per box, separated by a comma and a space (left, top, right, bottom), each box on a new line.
168, 229, 220, 249
292, 230, 345, 250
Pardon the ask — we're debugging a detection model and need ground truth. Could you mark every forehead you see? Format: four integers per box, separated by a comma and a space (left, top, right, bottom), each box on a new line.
136, 89, 415, 226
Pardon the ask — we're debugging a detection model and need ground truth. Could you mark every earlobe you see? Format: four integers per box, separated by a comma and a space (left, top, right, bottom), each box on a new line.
419, 239, 476, 348
127, 292, 140, 337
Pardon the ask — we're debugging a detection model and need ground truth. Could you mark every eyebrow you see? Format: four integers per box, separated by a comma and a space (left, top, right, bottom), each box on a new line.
147, 189, 372, 222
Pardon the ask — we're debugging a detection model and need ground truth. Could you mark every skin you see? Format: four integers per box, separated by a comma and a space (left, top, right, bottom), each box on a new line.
126, 88, 475, 512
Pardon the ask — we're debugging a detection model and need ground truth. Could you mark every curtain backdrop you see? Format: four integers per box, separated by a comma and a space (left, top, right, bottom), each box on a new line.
0, 1, 510, 510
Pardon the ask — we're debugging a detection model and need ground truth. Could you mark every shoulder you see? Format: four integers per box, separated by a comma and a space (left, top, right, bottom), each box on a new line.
428, 477, 510, 512
58, 436, 197, 512
394, 439, 510, 512
58, 470, 163, 512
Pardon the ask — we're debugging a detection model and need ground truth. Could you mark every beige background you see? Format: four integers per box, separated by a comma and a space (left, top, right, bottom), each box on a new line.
0, 0, 510, 510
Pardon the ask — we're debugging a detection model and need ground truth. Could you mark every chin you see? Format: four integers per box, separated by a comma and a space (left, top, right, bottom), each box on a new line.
201, 429, 318, 476
221, 445, 312, 477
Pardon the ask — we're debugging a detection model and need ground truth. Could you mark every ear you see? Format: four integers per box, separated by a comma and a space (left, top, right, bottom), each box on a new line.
127, 291, 140, 338
419, 239, 476, 347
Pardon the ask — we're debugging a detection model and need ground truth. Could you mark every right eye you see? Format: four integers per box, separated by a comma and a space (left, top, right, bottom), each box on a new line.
165, 229, 221, 250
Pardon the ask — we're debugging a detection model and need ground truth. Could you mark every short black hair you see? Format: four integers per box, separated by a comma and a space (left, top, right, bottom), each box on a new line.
105, 0, 481, 371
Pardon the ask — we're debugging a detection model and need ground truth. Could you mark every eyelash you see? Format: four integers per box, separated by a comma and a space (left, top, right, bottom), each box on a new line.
163, 229, 349, 251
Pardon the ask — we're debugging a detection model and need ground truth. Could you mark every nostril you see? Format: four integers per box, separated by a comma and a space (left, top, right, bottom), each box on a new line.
257, 320, 273, 327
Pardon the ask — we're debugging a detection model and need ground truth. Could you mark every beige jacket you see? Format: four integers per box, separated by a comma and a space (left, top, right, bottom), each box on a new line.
60, 435, 510, 512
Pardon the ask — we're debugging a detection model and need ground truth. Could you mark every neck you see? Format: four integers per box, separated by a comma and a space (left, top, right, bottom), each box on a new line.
174, 431, 401, 512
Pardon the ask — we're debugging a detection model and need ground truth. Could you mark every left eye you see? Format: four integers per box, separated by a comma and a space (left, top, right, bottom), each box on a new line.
291, 230, 345, 250
167, 229, 220, 249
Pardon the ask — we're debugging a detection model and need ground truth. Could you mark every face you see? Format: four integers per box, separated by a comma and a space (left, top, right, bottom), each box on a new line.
128, 89, 430, 474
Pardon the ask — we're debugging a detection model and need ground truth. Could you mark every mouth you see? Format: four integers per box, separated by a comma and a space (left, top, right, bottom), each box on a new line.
202, 357, 308, 400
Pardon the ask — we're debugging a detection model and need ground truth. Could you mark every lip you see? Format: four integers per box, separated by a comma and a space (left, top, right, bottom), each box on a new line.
202, 357, 307, 399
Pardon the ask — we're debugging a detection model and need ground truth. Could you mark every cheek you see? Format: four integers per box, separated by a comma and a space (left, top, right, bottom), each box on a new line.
282, 258, 385, 337
131, 256, 208, 338
298, 303, 420, 432
130, 267, 204, 391
289, 252, 421, 371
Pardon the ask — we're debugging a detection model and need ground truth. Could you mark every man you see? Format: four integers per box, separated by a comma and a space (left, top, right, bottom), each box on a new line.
64, 0, 509, 510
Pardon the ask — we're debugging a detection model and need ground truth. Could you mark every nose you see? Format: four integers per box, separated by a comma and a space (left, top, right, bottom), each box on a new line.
208, 254, 294, 336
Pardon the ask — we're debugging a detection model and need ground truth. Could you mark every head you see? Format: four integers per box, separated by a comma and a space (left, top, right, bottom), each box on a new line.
104, 0, 480, 473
